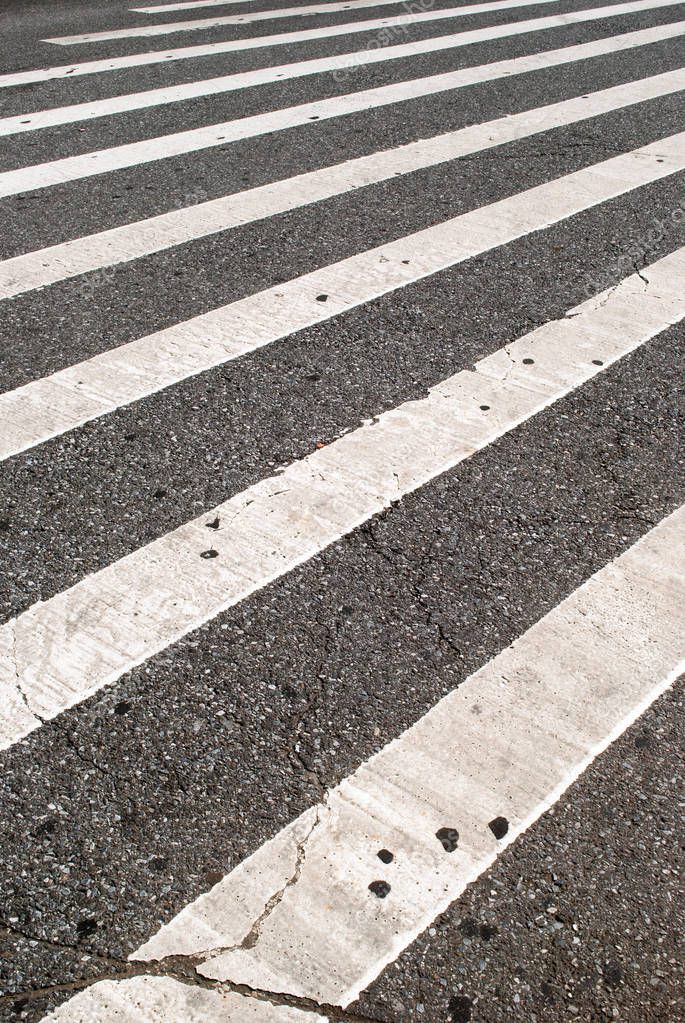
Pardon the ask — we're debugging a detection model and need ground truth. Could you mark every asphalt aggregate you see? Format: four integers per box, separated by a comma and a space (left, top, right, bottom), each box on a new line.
0, 0, 683, 1019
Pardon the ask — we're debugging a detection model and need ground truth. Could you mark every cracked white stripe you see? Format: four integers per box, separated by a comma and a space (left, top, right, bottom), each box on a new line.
1, 134, 684, 462
4, 6, 681, 199
3, 65, 683, 297
133, 506, 685, 1004
0, 245, 683, 752
46, 0, 563, 43
3, 1, 679, 88
41, 505, 685, 1016
45, 977, 327, 1021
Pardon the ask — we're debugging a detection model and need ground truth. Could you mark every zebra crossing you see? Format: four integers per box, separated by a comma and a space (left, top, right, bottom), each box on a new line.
44, 0, 573, 44
9, 9, 685, 200
1, 53, 683, 300
3, 0, 679, 86
34, 509, 685, 1023
9, 1, 685, 136
0, 0, 683, 1019
3, 130, 684, 462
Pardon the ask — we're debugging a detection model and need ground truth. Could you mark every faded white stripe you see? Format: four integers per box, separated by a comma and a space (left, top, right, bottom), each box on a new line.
4, 0, 678, 87
2, 12, 681, 197
134, 505, 685, 1005
4, 68, 682, 299
1, 134, 683, 461
1, 245, 683, 751
46, 0, 561, 42
0, 0, 607, 137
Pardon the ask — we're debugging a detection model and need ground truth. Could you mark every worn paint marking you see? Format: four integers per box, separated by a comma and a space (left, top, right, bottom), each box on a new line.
0, 247, 682, 751
2, 67, 682, 297
1, 136, 683, 462
134, 506, 685, 1005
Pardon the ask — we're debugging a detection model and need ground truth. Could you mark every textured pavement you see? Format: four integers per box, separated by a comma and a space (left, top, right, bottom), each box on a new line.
0, 0, 683, 1019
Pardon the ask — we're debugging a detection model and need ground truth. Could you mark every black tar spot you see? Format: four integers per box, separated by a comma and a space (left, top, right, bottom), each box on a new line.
35, 818, 57, 837
368, 880, 391, 899
436, 827, 459, 852
377, 849, 394, 864
76, 919, 98, 938
488, 816, 509, 840
458, 917, 479, 938
448, 994, 472, 1022
603, 963, 624, 988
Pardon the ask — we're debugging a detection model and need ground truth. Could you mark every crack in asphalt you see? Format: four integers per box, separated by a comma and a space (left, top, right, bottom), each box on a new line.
61, 731, 132, 787
285, 615, 340, 798
0, 918, 129, 970
2, 795, 342, 1016
359, 512, 465, 666
633, 259, 650, 286
1, 936, 383, 1023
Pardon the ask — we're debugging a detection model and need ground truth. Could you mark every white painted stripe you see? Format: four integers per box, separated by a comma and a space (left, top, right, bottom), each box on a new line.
1, 245, 683, 752
3, 12, 680, 199
42, 504, 685, 1019
139, 0, 284, 9
134, 0, 385, 10
132, 0, 554, 14
3, 69, 681, 299
1, 0, 609, 137
46, 0, 561, 43
4, 0, 678, 87
46, 977, 325, 1022
1, 135, 683, 462
132, 506, 685, 1005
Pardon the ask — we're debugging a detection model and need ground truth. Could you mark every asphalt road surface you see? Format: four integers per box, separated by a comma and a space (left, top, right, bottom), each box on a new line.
0, 0, 683, 1020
